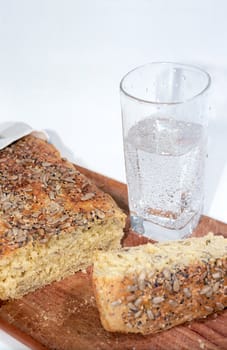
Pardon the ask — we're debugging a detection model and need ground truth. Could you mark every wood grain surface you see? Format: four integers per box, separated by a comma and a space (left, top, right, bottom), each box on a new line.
0, 165, 226, 350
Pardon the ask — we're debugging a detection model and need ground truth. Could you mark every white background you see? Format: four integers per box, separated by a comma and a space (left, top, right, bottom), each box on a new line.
0, 0, 227, 348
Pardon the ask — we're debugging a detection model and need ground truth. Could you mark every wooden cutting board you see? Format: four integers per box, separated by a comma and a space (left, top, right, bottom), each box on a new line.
0, 165, 226, 350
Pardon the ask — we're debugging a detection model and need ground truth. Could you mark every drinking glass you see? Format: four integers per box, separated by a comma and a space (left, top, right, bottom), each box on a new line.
120, 62, 211, 241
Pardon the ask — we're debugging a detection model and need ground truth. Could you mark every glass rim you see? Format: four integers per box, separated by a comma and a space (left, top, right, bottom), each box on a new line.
120, 61, 211, 105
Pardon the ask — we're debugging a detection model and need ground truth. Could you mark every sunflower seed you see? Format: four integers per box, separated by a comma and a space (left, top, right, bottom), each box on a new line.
138, 270, 146, 291
200, 285, 213, 296
147, 309, 155, 320
163, 268, 171, 280
126, 295, 137, 302
152, 296, 164, 304
216, 302, 224, 311
81, 192, 95, 201
126, 323, 133, 329
2, 201, 12, 210
10, 175, 18, 180
168, 299, 178, 307
127, 285, 138, 292
41, 173, 49, 186
216, 260, 223, 267
204, 305, 213, 313
128, 302, 138, 312
81, 181, 89, 189
173, 278, 180, 292
165, 280, 173, 292
212, 272, 222, 280
95, 209, 105, 219
56, 184, 61, 192
134, 310, 142, 318
201, 271, 208, 280
134, 297, 143, 307
111, 300, 122, 307
49, 191, 55, 200
183, 287, 191, 298
138, 270, 146, 281
59, 214, 69, 222
213, 282, 220, 293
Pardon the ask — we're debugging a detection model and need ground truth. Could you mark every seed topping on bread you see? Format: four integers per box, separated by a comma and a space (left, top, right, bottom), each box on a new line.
0, 135, 121, 256
93, 234, 227, 334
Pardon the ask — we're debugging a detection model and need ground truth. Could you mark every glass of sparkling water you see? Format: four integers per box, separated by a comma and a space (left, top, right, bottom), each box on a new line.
120, 62, 211, 241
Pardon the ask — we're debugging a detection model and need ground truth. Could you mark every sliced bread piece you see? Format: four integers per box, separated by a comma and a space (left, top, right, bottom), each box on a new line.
92, 233, 227, 334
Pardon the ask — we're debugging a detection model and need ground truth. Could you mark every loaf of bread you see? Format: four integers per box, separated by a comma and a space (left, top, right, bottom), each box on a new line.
92, 233, 227, 335
0, 135, 126, 300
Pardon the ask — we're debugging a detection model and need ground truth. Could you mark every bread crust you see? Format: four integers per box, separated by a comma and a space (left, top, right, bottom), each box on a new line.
93, 239, 227, 335
0, 135, 125, 257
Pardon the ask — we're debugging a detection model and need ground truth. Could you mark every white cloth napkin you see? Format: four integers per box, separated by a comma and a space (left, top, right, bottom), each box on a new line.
0, 122, 48, 149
